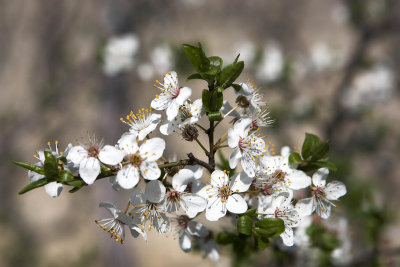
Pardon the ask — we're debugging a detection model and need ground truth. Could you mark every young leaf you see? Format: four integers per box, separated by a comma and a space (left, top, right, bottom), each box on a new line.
301, 133, 321, 160
18, 178, 49, 194
69, 186, 83, 193
232, 84, 242, 92
205, 56, 223, 75
58, 170, 75, 183
186, 73, 203, 82
237, 215, 253, 235
310, 142, 330, 161
182, 43, 210, 73
216, 232, 236, 245
12, 160, 45, 175
242, 207, 257, 217
288, 152, 303, 165
208, 111, 223, 121
43, 151, 59, 179
217, 61, 244, 89
202, 89, 212, 112
254, 218, 285, 238
313, 160, 337, 171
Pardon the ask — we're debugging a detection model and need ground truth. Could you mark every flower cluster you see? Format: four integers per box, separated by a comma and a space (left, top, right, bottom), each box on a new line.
16, 44, 347, 262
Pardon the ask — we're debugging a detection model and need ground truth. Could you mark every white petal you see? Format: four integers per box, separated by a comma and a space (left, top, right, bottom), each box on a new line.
129, 187, 145, 204
191, 99, 204, 118
116, 165, 140, 189
28, 163, 45, 182
230, 172, 252, 193
234, 118, 252, 138
325, 181, 346, 200
140, 138, 165, 161
312, 168, 329, 187
175, 87, 192, 106
241, 156, 256, 178
172, 169, 194, 191
144, 180, 166, 203
181, 194, 207, 217
185, 165, 203, 179
164, 71, 178, 88
159, 120, 179, 135
99, 202, 118, 218
229, 147, 242, 169
166, 101, 180, 121
226, 194, 248, 214
130, 226, 147, 241
205, 196, 226, 221
67, 146, 87, 165
179, 230, 192, 252
210, 170, 229, 188
287, 170, 311, 190
44, 182, 63, 198
118, 132, 138, 154
281, 227, 294, 246
281, 146, 291, 157
188, 221, 209, 237
140, 161, 161, 180
192, 181, 206, 194
296, 197, 315, 217
98, 145, 124, 165
79, 157, 100, 184
151, 93, 170, 110
196, 185, 213, 199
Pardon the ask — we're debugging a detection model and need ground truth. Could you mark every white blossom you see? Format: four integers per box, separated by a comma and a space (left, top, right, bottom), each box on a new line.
236, 80, 266, 114
129, 180, 170, 233
120, 108, 161, 141
171, 215, 209, 252
67, 136, 124, 185
228, 118, 266, 177
259, 192, 301, 246
198, 170, 252, 221
95, 202, 146, 244
116, 132, 165, 189
102, 34, 139, 77
296, 168, 346, 219
256, 42, 284, 82
151, 71, 192, 121
159, 99, 203, 135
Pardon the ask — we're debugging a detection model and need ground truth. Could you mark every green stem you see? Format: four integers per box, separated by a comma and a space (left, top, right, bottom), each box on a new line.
208, 120, 216, 170
195, 138, 210, 156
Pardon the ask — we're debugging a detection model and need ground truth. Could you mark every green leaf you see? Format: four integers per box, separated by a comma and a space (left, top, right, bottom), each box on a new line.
69, 186, 82, 193
237, 215, 253, 235
242, 207, 257, 217
202, 90, 212, 112
216, 232, 236, 245
66, 180, 85, 187
217, 61, 244, 89
232, 84, 241, 92
12, 160, 45, 175
186, 73, 203, 81
256, 236, 270, 250
43, 151, 59, 179
58, 170, 75, 183
254, 218, 285, 238
288, 152, 303, 165
205, 56, 223, 75
208, 111, 223, 121
313, 160, 337, 171
310, 142, 330, 161
182, 43, 210, 73
202, 89, 223, 113
234, 53, 240, 63
18, 178, 49, 194
301, 133, 321, 160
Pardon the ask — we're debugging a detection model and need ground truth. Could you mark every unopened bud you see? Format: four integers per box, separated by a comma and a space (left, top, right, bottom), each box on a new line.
236, 95, 250, 108
181, 125, 199, 142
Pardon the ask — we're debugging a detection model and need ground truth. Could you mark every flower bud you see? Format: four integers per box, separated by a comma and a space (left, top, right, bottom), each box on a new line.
236, 95, 250, 108
181, 124, 199, 142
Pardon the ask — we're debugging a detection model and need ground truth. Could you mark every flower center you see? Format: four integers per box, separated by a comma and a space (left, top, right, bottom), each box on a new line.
177, 215, 189, 229
218, 185, 231, 201
167, 190, 181, 203
238, 138, 245, 152
312, 186, 326, 199
251, 120, 259, 129
87, 146, 100, 157
172, 87, 182, 99
129, 153, 143, 167
273, 170, 286, 183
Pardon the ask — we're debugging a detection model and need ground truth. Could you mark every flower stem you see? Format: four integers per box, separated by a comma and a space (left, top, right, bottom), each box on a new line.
195, 138, 210, 156
124, 201, 130, 214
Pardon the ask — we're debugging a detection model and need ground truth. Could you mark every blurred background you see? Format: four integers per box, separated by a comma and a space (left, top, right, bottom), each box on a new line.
1, 0, 400, 266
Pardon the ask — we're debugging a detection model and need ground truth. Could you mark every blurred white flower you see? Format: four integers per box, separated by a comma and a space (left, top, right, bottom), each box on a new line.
137, 63, 155, 81
151, 44, 173, 74
103, 34, 140, 77
256, 42, 284, 82
331, 3, 349, 25
310, 42, 336, 72
233, 41, 256, 65
342, 65, 395, 111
